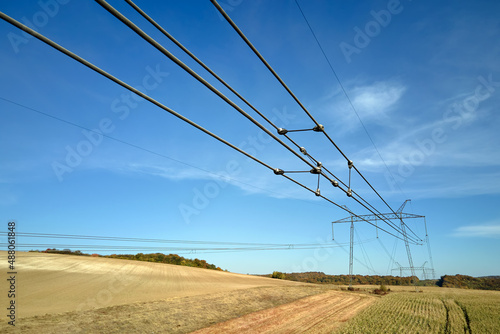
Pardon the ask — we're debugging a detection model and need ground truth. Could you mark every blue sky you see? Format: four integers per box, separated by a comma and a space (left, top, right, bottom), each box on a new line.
1, 0, 499, 277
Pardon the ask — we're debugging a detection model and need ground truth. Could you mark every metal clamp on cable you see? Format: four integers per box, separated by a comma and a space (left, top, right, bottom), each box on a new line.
313, 124, 324, 132
348, 160, 354, 169
331, 180, 339, 187
314, 189, 321, 196
277, 128, 288, 135
347, 189, 353, 197
310, 161, 322, 174
273, 168, 284, 175
300, 147, 307, 155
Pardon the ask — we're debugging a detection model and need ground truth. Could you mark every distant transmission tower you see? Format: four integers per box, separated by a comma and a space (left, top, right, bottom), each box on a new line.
392, 261, 435, 280
332, 205, 355, 288
332, 200, 432, 284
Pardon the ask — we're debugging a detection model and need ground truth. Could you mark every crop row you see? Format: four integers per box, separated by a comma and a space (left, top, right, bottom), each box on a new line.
335, 288, 500, 333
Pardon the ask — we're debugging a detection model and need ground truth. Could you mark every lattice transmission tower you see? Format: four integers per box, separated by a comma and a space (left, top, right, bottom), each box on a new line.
332, 200, 434, 285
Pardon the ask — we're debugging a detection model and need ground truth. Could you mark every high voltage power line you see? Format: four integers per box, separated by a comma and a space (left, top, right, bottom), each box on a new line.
96, 0, 421, 243
0, 244, 347, 253
0, 96, 289, 200
0, 231, 367, 254
293, 0, 408, 200
0, 2, 425, 252
0, 231, 331, 246
210, 0, 421, 242
1, 232, 380, 273
0, 10, 418, 245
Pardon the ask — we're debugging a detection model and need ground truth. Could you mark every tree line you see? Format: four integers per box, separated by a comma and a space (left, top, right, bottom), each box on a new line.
30, 248, 224, 271
436, 274, 500, 290
266, 271, 500, 291
264, 271, 421, 285
106, 253, 224, 271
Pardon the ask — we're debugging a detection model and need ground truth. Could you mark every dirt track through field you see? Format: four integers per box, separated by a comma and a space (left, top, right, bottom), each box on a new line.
0, 251, 301, 318
192, 291, 374, 334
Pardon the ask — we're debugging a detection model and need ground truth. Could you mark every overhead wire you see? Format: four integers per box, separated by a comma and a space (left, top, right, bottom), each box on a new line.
210, 0, 422, 242
0, 231, 339, 247
0, 9, 418, 244
0, 96, 287, 199
209, 0, 321, 130
378, 238, 398, 274
95, 0, 317, 173
355, 228, 376, 274
210, 0, 345, 160
3, 244, 346, 253
390, 238, 399, 272
10, 246, 343, 257
2, 231, 361, 254
0, 10, 273, 173
124, 0, 275, 131
332, 238, 377, 273
282, 174, 419, 244
123, 0, 309, 174
97, 0, 417, 242
293, 0, 408, 199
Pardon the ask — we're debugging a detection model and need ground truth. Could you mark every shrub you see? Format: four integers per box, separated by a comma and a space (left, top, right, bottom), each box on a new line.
373, 284, 390, 295
271, 271, 286, 279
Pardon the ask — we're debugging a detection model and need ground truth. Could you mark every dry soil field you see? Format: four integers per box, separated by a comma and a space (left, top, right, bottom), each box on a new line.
0, 251, 372, 333
0, 251, 303, 317
192, 290, 374, 333
5, 252, 496, 333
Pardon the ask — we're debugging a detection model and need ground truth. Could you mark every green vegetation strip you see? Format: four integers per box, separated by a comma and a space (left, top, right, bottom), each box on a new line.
335, 288, 500, 333
265, 272, 500, 290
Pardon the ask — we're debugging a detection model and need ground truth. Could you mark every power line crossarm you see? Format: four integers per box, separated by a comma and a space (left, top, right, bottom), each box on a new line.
282, 174, 418, 244
334, 213, 425, 223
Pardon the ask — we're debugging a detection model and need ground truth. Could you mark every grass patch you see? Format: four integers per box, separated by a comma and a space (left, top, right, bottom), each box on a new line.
335, 286, 500, 333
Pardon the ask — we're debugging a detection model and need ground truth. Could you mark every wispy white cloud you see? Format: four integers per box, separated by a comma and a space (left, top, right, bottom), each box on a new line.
351, 98, 500, 172
452, 222, 500, 238
320, 80, 406, 132
350, 81, 406, 119
127, 163, 218, 182
125, 162, 315, 200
